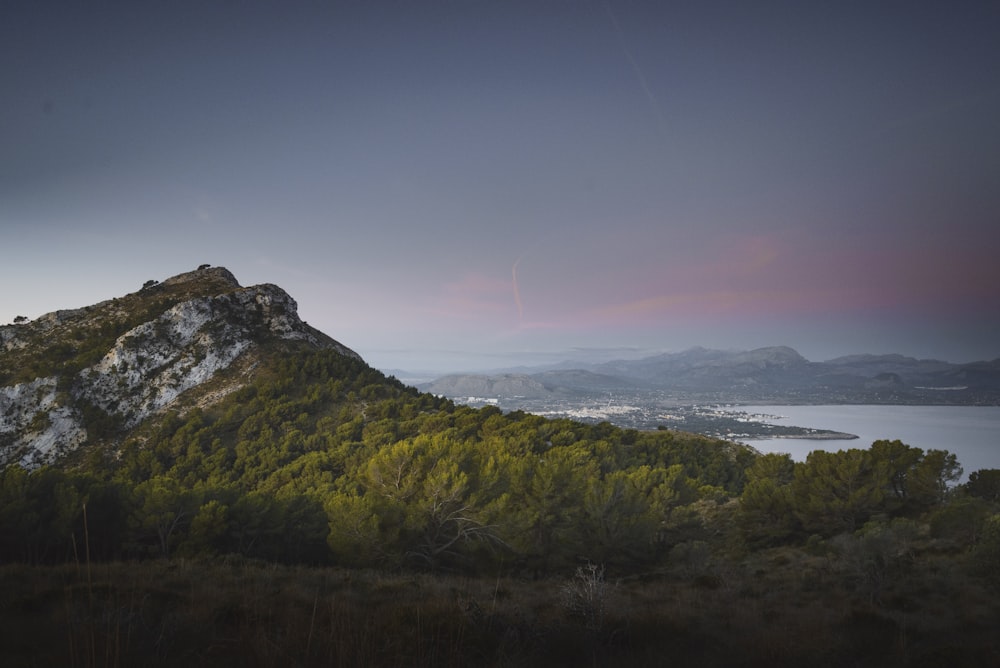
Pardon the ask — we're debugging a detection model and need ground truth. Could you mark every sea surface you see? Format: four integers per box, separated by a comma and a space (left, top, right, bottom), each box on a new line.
734, 404, 1000, 479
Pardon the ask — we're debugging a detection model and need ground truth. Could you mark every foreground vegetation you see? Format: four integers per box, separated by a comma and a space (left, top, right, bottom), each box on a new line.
4, 543, 999, 667
2, 349, 1000, 664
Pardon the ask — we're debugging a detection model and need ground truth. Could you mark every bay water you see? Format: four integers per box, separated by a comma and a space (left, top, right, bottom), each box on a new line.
734, 404, 1000, 480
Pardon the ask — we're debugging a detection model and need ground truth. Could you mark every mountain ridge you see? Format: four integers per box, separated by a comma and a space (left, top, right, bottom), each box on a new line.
421, 345, 1000, 405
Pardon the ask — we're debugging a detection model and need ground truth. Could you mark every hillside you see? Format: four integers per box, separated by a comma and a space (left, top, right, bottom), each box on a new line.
426, 369, 632, 400
0, 266, 756, 571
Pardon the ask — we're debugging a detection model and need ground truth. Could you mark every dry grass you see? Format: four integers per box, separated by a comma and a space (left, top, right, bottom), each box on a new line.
1, 552, 998, 667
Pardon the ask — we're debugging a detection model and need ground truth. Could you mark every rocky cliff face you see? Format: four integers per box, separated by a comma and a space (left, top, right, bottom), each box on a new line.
0, 266, 360, 469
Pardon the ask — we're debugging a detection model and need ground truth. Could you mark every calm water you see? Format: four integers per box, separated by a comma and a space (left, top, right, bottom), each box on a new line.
734, 404, 1000, 479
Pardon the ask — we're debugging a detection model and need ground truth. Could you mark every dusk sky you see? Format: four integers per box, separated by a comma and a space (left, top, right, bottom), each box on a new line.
3, 1, 999, 373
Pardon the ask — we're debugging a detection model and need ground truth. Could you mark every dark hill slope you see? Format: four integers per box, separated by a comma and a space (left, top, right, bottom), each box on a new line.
0, 266, 757, 572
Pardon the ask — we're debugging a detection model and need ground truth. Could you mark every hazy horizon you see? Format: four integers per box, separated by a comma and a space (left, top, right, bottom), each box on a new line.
4, 2, 999, 372
369, 341, 998, 379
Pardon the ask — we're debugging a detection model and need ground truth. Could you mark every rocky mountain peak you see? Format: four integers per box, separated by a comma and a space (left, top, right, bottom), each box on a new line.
0, 266, 360, 469
161, 265, 241, 289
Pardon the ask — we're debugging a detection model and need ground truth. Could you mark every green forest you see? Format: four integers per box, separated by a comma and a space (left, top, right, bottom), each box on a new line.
3, 349, 1000, 666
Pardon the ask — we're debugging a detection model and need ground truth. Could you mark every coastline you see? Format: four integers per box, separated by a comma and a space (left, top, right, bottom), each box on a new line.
760, 431, 859, 440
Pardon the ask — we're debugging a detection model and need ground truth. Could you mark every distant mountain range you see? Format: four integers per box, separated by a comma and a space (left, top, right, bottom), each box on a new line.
421, 346, 1000, 405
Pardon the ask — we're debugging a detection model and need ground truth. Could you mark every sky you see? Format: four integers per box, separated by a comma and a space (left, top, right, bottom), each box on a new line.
3, 1, 999, 374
